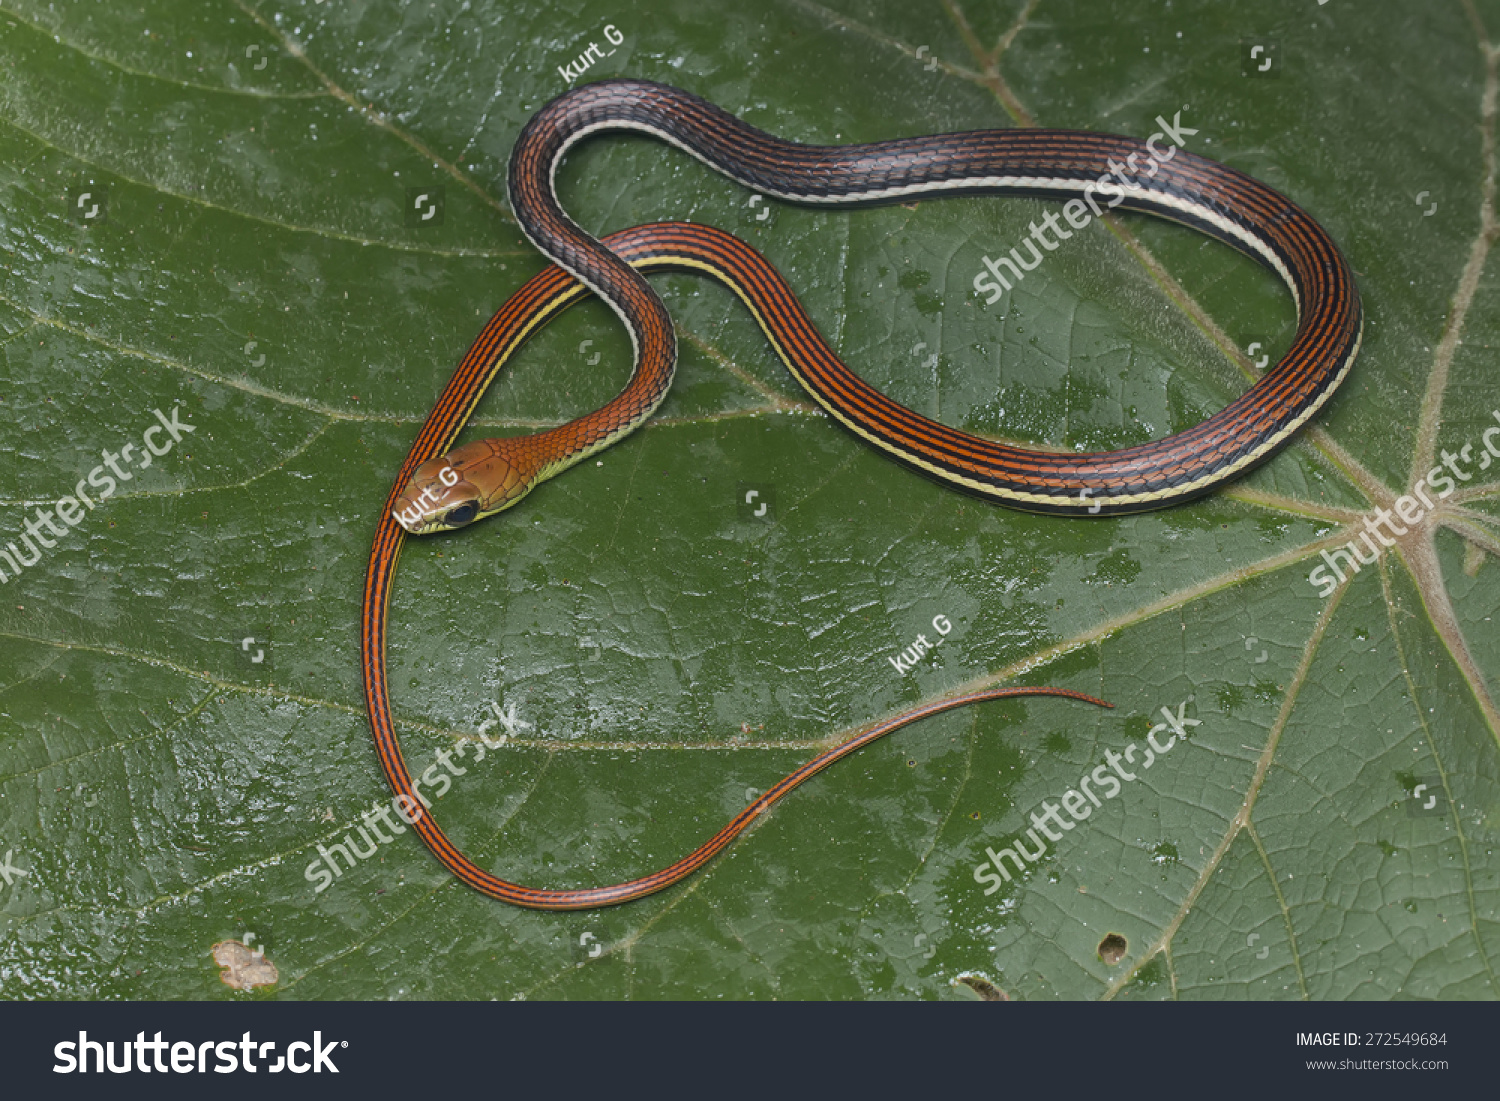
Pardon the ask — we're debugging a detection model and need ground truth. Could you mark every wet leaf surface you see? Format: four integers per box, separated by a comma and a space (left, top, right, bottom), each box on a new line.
0, 0, 1496, 999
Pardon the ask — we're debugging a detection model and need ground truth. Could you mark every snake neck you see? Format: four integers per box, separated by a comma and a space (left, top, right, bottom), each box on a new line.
507, 83, 681, 465
525, 385, 672, 491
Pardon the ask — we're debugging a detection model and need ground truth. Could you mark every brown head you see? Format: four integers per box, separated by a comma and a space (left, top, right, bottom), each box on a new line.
391, 437, 548, 534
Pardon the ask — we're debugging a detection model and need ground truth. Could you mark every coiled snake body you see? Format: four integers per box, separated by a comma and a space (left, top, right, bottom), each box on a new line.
361, 80, 1360, 909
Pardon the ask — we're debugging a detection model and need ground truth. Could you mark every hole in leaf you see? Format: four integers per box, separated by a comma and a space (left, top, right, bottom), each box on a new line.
1098, 933, 1128, 965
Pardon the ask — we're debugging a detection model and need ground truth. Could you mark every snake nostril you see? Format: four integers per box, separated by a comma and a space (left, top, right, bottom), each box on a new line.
392, 495, 428, 531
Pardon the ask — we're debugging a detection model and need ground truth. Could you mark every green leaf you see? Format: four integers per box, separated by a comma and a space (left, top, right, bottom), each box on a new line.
0, 0, 1496, 1000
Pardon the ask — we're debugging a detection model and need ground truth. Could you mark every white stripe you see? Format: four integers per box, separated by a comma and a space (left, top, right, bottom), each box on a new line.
550, 118, 1300, 309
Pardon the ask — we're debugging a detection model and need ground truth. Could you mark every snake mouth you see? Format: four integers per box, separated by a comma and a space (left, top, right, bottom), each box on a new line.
391, 492, 481, 534
391, 476, 473, 533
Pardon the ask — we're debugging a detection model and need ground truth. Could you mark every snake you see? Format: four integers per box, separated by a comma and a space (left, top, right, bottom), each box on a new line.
361, 79, 1361, 910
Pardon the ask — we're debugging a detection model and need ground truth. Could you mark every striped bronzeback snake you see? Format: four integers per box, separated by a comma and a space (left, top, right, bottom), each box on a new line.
361, 79, 1360, 910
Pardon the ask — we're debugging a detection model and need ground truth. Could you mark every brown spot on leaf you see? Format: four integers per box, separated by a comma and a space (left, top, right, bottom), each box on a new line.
1097, 933, 1128, 965
212, 940, 278, 990
954, 972, 1008, 1001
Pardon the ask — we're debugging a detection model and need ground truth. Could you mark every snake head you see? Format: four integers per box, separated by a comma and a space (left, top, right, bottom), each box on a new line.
391, 438, 544, 534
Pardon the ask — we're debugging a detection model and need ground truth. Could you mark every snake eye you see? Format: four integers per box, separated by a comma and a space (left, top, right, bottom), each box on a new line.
444, 503, 478, 527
